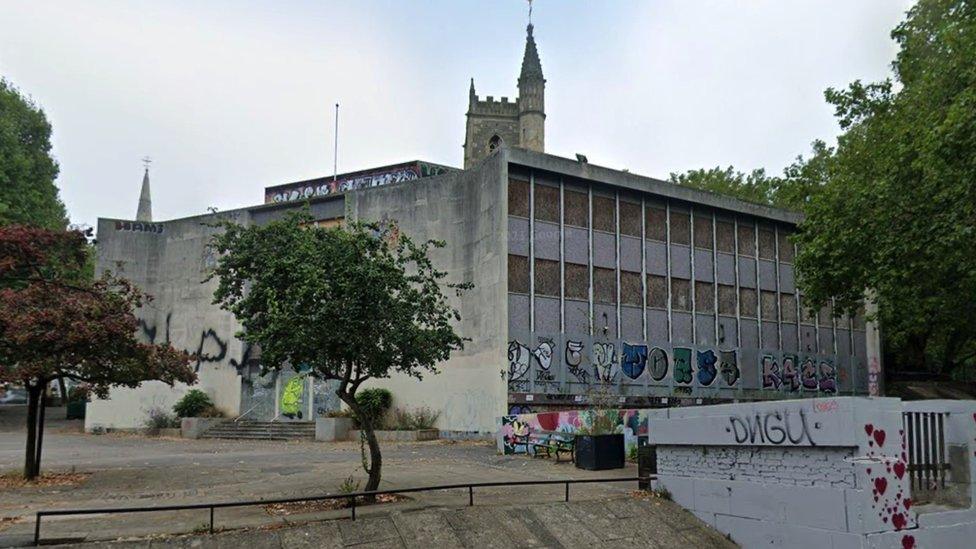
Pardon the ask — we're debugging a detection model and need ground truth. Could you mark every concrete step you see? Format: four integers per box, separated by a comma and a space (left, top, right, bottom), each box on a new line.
199, 421, 316, 441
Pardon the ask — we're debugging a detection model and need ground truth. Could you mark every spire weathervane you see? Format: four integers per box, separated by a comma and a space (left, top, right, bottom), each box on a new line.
142, 155, 152, 172
528, 0, 533, 24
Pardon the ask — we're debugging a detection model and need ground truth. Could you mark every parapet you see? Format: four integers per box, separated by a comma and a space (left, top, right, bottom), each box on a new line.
468, 95, 520, 116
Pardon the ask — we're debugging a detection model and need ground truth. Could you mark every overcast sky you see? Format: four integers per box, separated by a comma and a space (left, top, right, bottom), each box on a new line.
0, 0, 914, 231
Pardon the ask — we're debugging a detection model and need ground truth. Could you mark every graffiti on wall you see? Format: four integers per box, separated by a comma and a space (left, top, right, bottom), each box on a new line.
532, 338, 559, 391
115, 220, 164, 234
725, 407, 819, 445
507, 341, 531, 392
593, 342, 617, 383
565, 340, 589, 384
621, 343, 648, 380
761, 354, 836, 395
266, 162, 450, 203
719, 350, 740, 386
863, 423, 916, 531
139, 313, 253, 373
696, 350, 718, 386
649, 347, 669, 381
673, 348, 693, 384
499, 408, 648, 456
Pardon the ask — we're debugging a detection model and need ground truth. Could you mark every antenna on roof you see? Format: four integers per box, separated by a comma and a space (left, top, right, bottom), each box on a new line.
333, 103, 339, 182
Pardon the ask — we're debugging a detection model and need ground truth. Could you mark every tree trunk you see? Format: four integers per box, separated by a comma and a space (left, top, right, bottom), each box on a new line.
24, 383, 39, 480
57, 376, 68, 408
33, 388, 47, 479
362, 425, 382, 493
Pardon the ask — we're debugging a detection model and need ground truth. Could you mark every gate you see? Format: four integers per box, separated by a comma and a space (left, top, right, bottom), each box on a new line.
902, 410, 950, 491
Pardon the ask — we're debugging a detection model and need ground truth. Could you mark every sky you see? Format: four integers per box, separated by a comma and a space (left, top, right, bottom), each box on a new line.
0, 0, 915, 231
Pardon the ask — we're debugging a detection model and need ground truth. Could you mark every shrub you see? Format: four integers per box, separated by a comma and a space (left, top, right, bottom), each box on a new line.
144, 407, 179, 431
197, 405, 225, 418
354, 388, 392, 428
173, 389, 214, 418
390, 407, 440, 430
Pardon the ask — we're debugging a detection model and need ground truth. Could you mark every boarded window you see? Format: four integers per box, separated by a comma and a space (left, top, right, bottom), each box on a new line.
718, 284, 736, 315
740, 288, 757, 317
737, 223, 756, 256
565, 263, 589, 300
778, 229, 795, 263
620, 271, 642, 306
508, 179, 529, 218
670, 211, 691, 245
671, 278, 691, 311
758, 228, 776, 260
716, 221, 735, 253
534, 184, 560, 223
564, 190, 588, 228
780, 293, 797, 322
593, 195, 616, 233
619, 201, 642, 237
508, 254, 529, 294
594, 267, 617, 304
695, 281, 714, 312
534, 258, 560, 297
799, 295, 817, 325
693, 214, 713, 249
647, 275, 667, 308
645, 207, 667, 241
761, 291, 778, 320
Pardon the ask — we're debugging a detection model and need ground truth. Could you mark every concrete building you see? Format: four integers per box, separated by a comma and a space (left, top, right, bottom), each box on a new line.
87, 23, 881, 435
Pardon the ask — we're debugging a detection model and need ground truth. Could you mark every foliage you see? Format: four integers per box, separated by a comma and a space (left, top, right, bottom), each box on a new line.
390, 406, 441, 430
67, 384, 90, 403
354, 388, 392, 429
144, 407, 180, 431
172, 389, 215, 418
208, 211, 469, 492
338, 475, 361, 494
577, 408, 622, 436
795, 0, 976, 375
0, 79, 67, 230
0, 225, 195, 478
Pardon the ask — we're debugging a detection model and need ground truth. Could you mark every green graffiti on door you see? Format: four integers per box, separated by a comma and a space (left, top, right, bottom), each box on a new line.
281, 374, 306, 419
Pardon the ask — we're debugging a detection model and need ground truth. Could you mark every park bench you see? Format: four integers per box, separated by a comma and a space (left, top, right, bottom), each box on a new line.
518, 431, 576, 463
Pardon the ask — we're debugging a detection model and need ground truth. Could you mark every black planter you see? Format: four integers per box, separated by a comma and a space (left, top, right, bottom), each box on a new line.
574, 433, 625, 470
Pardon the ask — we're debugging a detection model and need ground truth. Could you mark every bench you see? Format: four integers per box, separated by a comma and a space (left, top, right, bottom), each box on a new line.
518, 431, 576, 463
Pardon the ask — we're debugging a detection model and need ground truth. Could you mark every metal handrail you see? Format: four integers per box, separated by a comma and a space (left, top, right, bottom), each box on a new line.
233, 404, 260, 422
33, 476, 651, 545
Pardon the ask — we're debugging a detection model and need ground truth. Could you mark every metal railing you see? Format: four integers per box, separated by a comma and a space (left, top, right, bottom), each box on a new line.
902, 411, 950, 491
33, 476, 649, 546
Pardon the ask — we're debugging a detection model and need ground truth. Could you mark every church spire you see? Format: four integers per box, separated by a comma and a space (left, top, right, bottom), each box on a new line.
518, 23, 544, 85
136, 158, 152, 222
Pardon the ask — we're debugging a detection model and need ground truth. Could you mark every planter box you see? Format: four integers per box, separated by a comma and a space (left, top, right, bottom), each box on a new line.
66, 400, 86, 420
316, 417, 353, 442
575, 433, 625, 470
347, 429, 439, 442
181, 417, 226, 439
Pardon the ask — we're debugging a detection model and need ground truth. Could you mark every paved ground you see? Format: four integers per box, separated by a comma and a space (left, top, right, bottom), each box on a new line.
0, 406, 733, 547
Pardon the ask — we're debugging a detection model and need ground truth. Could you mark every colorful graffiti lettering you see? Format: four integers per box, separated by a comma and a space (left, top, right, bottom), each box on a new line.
696, 350, 718, 386
673, 347, 693, 384
499, 408, 649, 457
719, 350, 740, 386
593, 342, 617, 383
818, 361, 837, 394
648, 347, 669, 381
621, 343, 648, 380
782, 354, 799, 392
761, 355, 781, 389
800, 357, 818, 391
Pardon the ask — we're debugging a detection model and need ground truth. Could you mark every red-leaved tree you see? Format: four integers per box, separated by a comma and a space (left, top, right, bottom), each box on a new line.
0, 225, 195, 479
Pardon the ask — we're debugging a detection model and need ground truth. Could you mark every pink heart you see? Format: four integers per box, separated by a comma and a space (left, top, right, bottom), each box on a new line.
904, 498, 912, 510
865, 424, 874, 435
894, 462, 906, 479
875, 477, 888, 495
902, 535, 916, 549
874, 429, 886, 447
892, 512, 907, 530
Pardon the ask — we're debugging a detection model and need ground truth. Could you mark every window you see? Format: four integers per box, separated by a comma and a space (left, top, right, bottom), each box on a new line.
695, 281, 714, 312
780, 293, 797, 322
645, 207, 667, 241
646, 275, 667, 308
508, 254, 529, 294
534, 185, 559, 223
564, 263, 588, 300
508, 179, 529, 218
761, 291, 778, 320
739, 288, 757, 317
716, 221, 735, 253
488, 135, 502, 152
671, 278, 691, 311
718, 284, 737, 315
564, 190, 588, 228
594, 267, 617, 304
593, 196, 615, 232
758, 228, 776, 260
621, 272, 642, 306
670, 211, 691, 245
619, 201, 642, 237
534, 259, 560, 297
778, 229, 795, 262
693, 214, 713, 249
737, 223, 756, 256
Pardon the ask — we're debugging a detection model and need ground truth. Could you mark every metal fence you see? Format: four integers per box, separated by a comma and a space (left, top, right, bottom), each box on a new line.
33, 476, 650, 546
902, 411, 950, 491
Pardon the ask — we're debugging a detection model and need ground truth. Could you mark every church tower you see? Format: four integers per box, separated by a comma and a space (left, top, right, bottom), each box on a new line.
463, 23, 546, 168
136, 165, 152, 222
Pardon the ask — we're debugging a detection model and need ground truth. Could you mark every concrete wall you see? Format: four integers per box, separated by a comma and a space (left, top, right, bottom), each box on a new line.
347, 153, 509, 433
648, 397, 976, 549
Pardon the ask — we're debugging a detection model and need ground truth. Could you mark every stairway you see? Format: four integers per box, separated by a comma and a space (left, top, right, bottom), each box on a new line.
200, 420, 315, 441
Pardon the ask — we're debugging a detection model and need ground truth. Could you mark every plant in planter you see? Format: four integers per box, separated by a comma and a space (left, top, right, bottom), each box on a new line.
574, 406, 625, 471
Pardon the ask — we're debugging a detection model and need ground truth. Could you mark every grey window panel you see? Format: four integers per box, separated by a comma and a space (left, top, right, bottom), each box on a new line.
781, 325, 798, 352
619, 236, 642, 272
695, 281, 715, 313
758, 228, 776, 260
737, 224, 756, 256
564, 227, 589, 265
508, 293, 530, 335
533, 184, 560, 223
800, 326, 818, 354
715, 253, 735, 285
592, 195, 616, 233
565, 299, 589, 335
534, 258, 561, 297
619, 201, 642, 237
508, 255, 529, 294
594, 303, 618, 339
779, 265, 796, 294
620, 306, 643, 340
672, 312, 694, 344
694, 249, 714, 282
593, 232, 616, 269
716, 221, 735, 253
534, 297, 561, 333
508, 217, 529, 256
738, 259, 757, 289
696, 315, 716, 346
717, 316, 737, 347
508, 179, 529, 218
670, 211, 691, 245
758, 260, 777, 291
645, 241, 668, 276
818, 329, 834, 354
647, 309, 669, 343
693, 214, 713, 249
761, 322, 780, 350
533, 221, 560, 261
853, 331, 867, 361
740, 322, 759, 348
564, 190, 589, 228
836, 329, 852, 356
645, 207, 667, 241
780, 294, 798, 322
670, 245, 691, 278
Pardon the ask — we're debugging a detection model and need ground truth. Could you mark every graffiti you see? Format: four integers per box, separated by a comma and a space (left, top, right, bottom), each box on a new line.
138, 313, 251, 374
719, 350, 739, 386
532, 340, 554, 370
818, 361, 837, 394
565, 340, 590, 384
267, 163, 450, 203
115, 220, 164, 234
280, 374, 307, 419
673, 347, 693, 384
533, 339, 559, 391
761, 355, 781, 389
726, 408, 817, 446
621, 343, 648, 380
508, 404, 532, 415
696, 350, 718, 386
864, 424, 916, 531
593, 342, 617, 383
508, 341, 530, 380
799, 357, 818, 391
499, 408, 648, 456
648, 347, 669, 381
782, 354, 799, 392
868, 356, 881, 396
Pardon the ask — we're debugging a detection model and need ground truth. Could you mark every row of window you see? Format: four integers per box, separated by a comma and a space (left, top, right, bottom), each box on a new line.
509, 255, 864, 328
509, 179, 794, 261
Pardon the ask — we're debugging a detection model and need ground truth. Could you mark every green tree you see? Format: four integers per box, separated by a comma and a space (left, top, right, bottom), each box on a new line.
0, 79, 67, 230
795, 0, 976, 375
209, 212, 469, 493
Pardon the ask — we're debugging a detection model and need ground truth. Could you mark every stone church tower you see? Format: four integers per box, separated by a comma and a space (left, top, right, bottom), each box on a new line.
463, 24, 545, 168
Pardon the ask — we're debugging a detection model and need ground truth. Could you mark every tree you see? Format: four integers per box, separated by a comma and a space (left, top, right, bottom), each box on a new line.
795, 0, 976, 375
0, 225, 195, 479
209, 212, 468, 493
0, 78, 67, 230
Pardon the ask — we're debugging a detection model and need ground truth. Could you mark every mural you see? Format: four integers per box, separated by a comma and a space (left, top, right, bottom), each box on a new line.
719, 350, 740, 386
621, 343, 648, 380
696, 350, 718, 386
673, 347, 693, 384
565, 340, 589, 384
280, 373, 308, 419
499, 408, 649, 456
593, 342, 617, 383
266, 162, 450, 203
762, 353, 837, 395
648, 347, 669, 381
